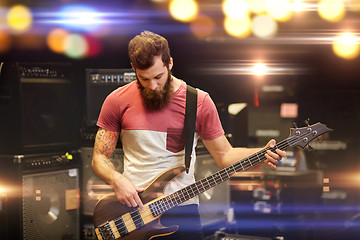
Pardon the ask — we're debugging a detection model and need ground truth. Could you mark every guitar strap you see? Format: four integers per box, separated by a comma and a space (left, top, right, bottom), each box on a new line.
184, 85, 197, 174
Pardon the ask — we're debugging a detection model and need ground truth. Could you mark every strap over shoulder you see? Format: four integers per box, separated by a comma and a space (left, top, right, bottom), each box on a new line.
184, 85, 197, 174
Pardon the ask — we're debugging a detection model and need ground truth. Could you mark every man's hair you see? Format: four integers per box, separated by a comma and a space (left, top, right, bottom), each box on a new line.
128, 31, 171, 69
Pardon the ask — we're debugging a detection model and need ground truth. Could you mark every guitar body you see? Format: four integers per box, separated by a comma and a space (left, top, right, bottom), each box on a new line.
93, 123, 332, 240
93, 166, 186, 240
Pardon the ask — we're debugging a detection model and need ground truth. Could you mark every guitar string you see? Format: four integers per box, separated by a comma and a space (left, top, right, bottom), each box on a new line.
105, 129, 318, 237
111, 133, 303, 236
106, 134, 298, 237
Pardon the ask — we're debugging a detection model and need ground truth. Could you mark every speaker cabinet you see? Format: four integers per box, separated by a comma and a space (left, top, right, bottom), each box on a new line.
0, 62, 80, 155
22, 168, 80, 240
195, 152, 230, 228
80, 147, 123, 216
0, 153, 80, 240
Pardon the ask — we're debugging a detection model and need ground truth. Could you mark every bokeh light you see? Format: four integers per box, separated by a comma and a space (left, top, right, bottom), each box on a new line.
252, 14, 278, 39
190, 15, 215, 38
63, 34, 88, 59
47, 28, 70, 54
7, 5, 33, 32
266, 0, 293, 22
169, 0, 198, 22
248, 0, 267, 14
224, 16, 252, 38
332, 32, 360, 59
318, 0, 345, 22
84, 34, 103, 57
223, 0, 250, 19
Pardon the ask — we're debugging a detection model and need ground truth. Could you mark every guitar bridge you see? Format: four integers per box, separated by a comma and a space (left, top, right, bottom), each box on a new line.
95, 222, 116, 240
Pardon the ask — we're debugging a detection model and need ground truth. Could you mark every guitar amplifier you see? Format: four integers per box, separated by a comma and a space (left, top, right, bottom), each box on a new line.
85, 68, 135, 127
0, 62, 80, 155
0, 152, 80, 240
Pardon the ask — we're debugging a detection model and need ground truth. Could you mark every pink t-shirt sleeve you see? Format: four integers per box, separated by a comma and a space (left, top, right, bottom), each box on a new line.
196, 93, 225, 140
97, 91, 122, 132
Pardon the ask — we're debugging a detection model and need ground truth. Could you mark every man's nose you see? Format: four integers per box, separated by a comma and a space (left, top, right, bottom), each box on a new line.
148, 80, 158, 90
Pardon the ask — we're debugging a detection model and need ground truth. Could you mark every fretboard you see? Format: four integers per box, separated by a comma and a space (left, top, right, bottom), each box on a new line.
149, 136, 294, 217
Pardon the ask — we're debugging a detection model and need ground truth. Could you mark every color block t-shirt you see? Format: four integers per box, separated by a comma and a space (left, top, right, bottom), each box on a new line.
97, 80, 224, 205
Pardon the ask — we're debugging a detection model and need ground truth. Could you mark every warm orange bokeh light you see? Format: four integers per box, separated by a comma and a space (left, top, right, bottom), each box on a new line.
47, 28, 70, 54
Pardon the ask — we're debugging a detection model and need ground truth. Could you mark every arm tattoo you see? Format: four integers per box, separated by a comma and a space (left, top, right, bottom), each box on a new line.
94, 128, 119, 160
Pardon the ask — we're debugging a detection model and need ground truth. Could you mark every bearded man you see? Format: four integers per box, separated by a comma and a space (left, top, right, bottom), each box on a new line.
92, 31, 285, 240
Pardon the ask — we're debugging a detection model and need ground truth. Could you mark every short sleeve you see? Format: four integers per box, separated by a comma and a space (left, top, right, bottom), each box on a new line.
96, 92, 121, 132
196, 93, 224, 140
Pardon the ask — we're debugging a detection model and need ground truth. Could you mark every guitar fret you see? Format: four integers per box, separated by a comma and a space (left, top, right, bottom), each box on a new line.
201, 179, 207, 192
224, 169, 230, 179
238, 160, 244, 171
188, 184, 195, 198
217, 171, 223, 182
194, 182, 200, 193
205, 177, 210, 190
256, 152, 261, 163
247, 157, 253, 166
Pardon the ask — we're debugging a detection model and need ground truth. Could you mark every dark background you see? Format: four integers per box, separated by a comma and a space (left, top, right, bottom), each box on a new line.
1, 1, 360, 239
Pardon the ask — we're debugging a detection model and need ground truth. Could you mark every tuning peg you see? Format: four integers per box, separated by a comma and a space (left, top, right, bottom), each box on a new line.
304, 118, 311, 126
307, 144, 313, 151
293, 122, 298, 128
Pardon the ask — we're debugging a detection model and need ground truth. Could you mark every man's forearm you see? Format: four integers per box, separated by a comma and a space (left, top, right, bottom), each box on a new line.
91, 128, 120, 185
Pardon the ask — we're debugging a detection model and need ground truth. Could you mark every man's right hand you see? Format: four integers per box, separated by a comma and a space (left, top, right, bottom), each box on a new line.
111, 171, 144, 209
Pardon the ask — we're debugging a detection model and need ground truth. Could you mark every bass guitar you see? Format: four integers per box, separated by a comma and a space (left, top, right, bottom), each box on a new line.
93, 122, 332, 240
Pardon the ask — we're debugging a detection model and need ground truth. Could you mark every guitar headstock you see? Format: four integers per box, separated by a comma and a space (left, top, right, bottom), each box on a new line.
289, 122, 333, 149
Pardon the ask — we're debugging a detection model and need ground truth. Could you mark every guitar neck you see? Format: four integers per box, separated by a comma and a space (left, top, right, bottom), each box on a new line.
149, 137, 292, 217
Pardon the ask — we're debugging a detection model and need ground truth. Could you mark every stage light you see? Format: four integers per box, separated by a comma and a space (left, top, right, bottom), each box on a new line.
63, 33, 88, 59
332, 32, 360, 59
224, 16, 252, 38
190, 14, 215, 38
7, 5, 33, 32
252, 62, 268, 76
57, 5, 102, 32
252, 14, 278, 39
223, 0, 250, 19
318, 0, 345, 22
266, 0, 293, 22
292, 0, 306, 12
169, 0, 198, 22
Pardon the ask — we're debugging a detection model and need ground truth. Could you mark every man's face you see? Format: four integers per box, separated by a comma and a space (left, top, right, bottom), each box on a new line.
135, 55, 173, 110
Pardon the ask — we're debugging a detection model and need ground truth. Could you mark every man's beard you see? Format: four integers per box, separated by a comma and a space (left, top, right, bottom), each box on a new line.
137, 73, 173, 110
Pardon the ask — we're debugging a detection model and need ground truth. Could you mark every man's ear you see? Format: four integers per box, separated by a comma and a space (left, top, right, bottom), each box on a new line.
169, 57, 173, 70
